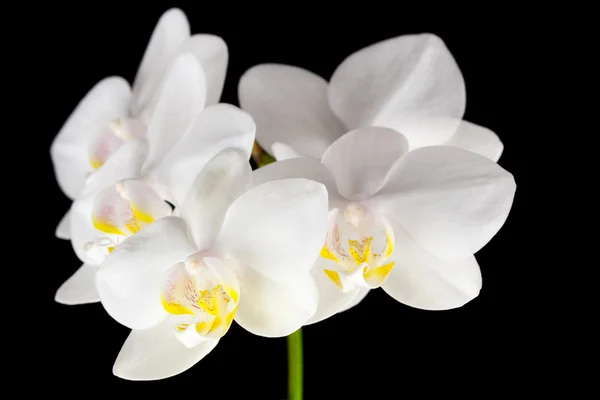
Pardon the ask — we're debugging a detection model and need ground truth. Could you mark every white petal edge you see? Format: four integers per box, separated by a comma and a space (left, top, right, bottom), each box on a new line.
143, 53, 207, 172
339, 287, 370, 313
180, 148, 252, 251
96, 216, 196, 330
131, 8, 190, 116
234, 266, 318, 337
321, 127, 409, 201
271, 142, 302, 161
77, 138, 148, 202
113, 320, 219, 381
51, 76, 131, 199
382, 225, 482, 310
328, 33, 465, 148
69, 208, 100, 265
217, 178, 328, 282
151, 103, 256, 206
239, 64, 346, 159
56, 208, 71, 240
305, 260, 359, 325
179, 34, 228, 105
443, 120, 504, 162
55, 263, 100, 305
251, 157, 345, 211
371, 146, 516, 259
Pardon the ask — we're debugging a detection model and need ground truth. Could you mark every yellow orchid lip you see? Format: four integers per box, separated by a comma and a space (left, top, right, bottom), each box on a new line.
92, 196, 155, 237
320, 205, 396, 292
84, 179, 172, 265
89, 156, 104, 170
161, 255, 240, 341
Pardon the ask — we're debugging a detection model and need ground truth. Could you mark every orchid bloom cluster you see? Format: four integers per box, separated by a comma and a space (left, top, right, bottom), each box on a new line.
51, 8, 516, 382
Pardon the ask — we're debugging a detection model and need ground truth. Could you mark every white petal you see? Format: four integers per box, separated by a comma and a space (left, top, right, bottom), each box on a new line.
217, 178, 328, 282
151, 104, 256, 206
271, 142, 301, 161
96, 217, 196, 330
321, 127, 409, 200
305, 260, 359, 325
179, 34, 228, 105
113, 320, 219, 381
233, 266, 318, 337
87, 121, 131, 170
131, 8, 190, 116
181, 149, 252, 251
69, 208, 100, 265
328, 34, 465, 148
143, 53, 207, 172
51, 77, 131, 199
382, 225, 481, 310
239, 64, 346, 159
251, 157, 345, 211
443, 120, 504, 162
339, 287, 370, 313
77, 138, 148, 202
371, 146, 516, 259
55, 263, 100, 305
56, 209, 71, 240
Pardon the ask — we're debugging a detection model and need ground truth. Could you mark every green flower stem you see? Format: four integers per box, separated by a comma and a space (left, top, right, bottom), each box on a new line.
254, 140, 301, 399
258, 152, 276, 167
251, 142, 276, 167
287, 328, 303, 400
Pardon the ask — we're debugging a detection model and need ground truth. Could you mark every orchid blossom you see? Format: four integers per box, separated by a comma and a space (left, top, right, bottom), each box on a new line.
51, 7, 228, 240
94, 149, 328, 380
54, 55, 256, 305
238, 33, 503, 164
251, 127, 516, 323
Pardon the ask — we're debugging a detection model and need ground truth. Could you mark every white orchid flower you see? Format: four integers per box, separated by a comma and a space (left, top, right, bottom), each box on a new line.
239, 33, 503, 164
51, 7, 228, 240
251, 127, 516, 323
94, 149, 328, 380
54, 57, 256, 306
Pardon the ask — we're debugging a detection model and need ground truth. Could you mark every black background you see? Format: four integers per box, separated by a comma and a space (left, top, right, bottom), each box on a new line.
31, 3, 530, 398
